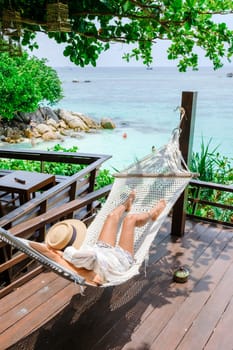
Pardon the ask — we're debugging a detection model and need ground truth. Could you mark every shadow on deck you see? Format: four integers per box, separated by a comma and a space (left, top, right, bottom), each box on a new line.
2, 218, 233, 350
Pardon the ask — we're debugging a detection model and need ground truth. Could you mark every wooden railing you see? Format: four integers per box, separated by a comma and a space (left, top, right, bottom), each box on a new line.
0, 148, 110, 167
187, 179, 233, 227
0, 149, 111, 228
0, 149, 112, 293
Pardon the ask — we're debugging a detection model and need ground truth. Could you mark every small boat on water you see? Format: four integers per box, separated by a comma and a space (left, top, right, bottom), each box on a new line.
226, 72, 233, 77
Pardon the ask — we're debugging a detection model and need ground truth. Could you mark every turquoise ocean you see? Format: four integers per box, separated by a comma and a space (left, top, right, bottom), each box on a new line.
2, 66, 233, 171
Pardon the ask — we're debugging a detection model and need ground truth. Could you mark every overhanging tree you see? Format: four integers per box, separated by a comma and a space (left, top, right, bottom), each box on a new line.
0, 1, 233, 70
0, 51, 63, 119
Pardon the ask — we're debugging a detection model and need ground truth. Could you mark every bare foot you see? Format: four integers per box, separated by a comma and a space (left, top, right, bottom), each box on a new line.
123, 190, 136, 211
92, 273, 104, 285
149, 199, 166, 221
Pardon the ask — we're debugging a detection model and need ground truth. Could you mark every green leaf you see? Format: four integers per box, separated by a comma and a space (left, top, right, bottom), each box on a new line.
1, 1, 233, 70
0, 49, 63, 119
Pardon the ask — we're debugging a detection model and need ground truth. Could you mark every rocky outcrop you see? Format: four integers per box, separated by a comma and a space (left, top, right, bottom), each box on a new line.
100, 117, 116, 129
59, 109, 90, 130
0, 107, 116, 143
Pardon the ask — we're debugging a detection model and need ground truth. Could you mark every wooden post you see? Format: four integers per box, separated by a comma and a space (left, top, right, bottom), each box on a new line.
171, 91, 197, 236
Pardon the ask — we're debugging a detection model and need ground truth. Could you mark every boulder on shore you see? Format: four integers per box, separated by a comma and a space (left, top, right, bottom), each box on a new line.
0, 107, 116, 143
100, 117, 116, 129
58, 109, 90, 130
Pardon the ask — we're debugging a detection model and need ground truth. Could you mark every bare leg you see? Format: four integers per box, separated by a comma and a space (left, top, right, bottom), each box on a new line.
118, 199, 166, 255
97, 190, 136, 246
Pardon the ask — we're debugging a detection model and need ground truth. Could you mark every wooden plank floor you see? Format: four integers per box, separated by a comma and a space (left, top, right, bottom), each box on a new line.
1, 218, 233, 350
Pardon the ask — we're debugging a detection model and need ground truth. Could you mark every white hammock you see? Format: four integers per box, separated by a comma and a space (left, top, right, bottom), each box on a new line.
0, 128, 195, 287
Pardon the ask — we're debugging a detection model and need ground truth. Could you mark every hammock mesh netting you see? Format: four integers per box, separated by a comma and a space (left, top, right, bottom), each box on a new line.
0, 128, 195, 287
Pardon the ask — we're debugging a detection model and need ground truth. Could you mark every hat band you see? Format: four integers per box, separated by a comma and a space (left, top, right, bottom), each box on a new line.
62, 225, 77, 250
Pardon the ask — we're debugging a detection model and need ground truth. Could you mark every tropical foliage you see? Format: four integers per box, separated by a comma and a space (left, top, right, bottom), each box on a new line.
0, 1, 233, 70
190, 138, 233, 184
188, 139, 233, 224
0, 51, 63, 120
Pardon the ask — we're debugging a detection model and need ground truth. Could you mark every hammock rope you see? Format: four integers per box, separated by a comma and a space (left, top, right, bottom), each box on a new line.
0, 127, 196, 287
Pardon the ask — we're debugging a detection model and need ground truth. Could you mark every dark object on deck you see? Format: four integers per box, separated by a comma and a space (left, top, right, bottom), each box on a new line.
14, 177, 26, 184
173, 266, 190, 283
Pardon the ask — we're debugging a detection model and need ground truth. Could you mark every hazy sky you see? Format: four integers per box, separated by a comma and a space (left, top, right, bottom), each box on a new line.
33, 33, 177, 67
32, 15, 233, 68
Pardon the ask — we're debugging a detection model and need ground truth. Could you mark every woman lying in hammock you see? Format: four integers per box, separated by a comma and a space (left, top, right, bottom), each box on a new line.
30, 192, 166, 286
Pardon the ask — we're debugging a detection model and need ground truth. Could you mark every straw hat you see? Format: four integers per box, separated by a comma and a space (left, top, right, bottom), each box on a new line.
45, 219, 87, 250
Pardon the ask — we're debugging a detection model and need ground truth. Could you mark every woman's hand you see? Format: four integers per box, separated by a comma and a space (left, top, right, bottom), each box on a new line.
92, 273, 104, 285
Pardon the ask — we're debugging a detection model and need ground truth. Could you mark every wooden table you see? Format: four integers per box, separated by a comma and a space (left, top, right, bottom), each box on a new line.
0, 170, 56, 205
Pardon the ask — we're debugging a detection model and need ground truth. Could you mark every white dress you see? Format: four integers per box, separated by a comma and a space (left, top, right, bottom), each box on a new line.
63, 241, 133, 283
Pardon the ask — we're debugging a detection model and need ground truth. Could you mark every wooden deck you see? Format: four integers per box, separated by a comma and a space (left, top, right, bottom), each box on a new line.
1, 218, 233, 350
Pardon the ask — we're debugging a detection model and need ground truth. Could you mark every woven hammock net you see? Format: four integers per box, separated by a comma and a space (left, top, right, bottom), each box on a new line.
82, 128, 193, 286
0, 128, 194, 287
